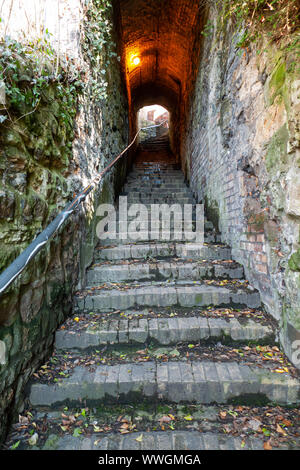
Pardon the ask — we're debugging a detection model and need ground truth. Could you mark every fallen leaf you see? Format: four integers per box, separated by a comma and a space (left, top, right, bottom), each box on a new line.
248, 418, 262, 431
28, 433, 38, 446
159, 415, 173, 424
93, 425, 103, 433
281, 419, 292, 427
276, 423, 287, 436
263, 440, 272, 450
184, 415, 193, 421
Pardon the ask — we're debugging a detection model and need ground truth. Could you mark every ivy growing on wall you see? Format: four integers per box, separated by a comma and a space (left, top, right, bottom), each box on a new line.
0, 0, 120, 125
0, 33, 84, 125
82, 0, 119, 102
203, 0, 300, 48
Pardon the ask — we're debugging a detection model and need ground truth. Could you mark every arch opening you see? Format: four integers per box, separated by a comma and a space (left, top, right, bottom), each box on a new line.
138, 105, 169, 142
113, 0, 207, 167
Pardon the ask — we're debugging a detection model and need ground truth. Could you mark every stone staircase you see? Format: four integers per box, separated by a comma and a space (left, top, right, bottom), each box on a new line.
4, 158, 300, 451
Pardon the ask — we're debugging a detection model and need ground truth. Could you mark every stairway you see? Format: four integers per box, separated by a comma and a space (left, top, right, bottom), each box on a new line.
4, 159, 300, 451
139, 133, 170, 152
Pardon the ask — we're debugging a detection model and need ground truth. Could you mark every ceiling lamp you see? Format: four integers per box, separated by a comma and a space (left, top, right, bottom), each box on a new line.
132, 56, 140, 66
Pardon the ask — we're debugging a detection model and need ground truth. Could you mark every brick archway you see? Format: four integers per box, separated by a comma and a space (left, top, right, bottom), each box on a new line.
114, 0, 207, 161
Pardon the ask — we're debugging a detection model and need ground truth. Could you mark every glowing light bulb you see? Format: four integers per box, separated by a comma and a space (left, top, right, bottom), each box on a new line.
133, 56, 140, 66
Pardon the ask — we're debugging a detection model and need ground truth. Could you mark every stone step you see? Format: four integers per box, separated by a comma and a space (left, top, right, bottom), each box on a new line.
28, 360, 299, 408
123, 192, 193, 199
128, 173, 185, 179
123, 191, 194, 198
95, 243, 231, 262
25, 430, 291, 451
55, 316, 274, 350
123, 184, 189, 190
8, 401, 299, 450
86, 260, 244, 284
124, 184, 191, 188
98, 231, 220, 245
74, 283, 261, 313
131, 174, 184, 179
122, 199, 195, 205
114, 218, 214, 230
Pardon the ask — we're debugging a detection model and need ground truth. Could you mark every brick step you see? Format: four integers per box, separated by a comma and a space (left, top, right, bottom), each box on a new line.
125, 178, 188, 184
122, 191, 193, 198
125, 174, 186, 180
114, 215, 210, 226
55, 315, 274, 350
133, 165, 180, 170
74, 282, 261, 313
128, 173, 185, 180
18, 430, 297, 451
98, 231, 220, 245
86, 260, 244, 284
122, 191, 194, 198
28, 360, 299, 408
95, 242, 231, 262
7, 401, 300, 450
123, 184, 189, 190
122, 198, 195, 205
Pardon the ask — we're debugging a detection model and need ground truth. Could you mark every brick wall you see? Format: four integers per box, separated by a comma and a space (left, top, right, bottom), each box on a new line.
183, 8, 300, 366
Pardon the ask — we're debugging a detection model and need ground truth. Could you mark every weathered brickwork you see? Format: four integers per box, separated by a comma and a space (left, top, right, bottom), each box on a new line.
183, 7, 300, 366
115, 0, 205, 157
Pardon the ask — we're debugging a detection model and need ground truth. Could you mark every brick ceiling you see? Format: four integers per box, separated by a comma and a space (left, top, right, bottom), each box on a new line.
116, 0, 206, 113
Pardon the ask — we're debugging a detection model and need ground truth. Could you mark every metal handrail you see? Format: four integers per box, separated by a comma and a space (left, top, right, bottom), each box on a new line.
0, 120, 168, 295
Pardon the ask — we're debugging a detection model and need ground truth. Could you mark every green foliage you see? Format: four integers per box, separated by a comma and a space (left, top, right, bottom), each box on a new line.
288, 248, 300, 271
83, 0, 119, 102
265, 124, 289, 172
206, 0, 300, 48
0, 33, 83, 124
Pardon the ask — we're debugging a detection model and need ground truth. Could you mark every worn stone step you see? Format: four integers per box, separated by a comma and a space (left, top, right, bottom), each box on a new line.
123, 179, 190, 184
124, 184, 192, 191
129, 169, 184, 175
28, 360, 299, 408
125, 180, 187, 185
95, 242, 231, 262
123, 197, 194, 203
124, 178, 187, 185
25, 430, 290, 450
55, 316, 274, 350
123, 197, 195, 204
110, 220, 215, 233
98, 232, 206, 246
74, 283, 261, 313
123, 184, 189, 191
115, 213, 200, 222
98, 231, 220, 245
86, 261, 244, 284
120, 189, 195, 199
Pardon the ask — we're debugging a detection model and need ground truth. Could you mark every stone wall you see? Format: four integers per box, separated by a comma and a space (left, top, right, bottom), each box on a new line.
0, 2, 129, 442
183, 7, 300, 367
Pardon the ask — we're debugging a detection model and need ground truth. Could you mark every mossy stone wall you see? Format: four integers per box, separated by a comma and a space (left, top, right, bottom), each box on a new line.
183, 6, 300, 368
0, 13, 129, 444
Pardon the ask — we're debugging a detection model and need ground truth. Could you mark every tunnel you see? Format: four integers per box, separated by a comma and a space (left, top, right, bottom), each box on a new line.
113, 0, 207, 163
0, 0, 300, 450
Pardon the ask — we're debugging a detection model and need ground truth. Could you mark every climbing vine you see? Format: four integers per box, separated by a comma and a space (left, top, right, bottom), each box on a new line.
203, 0, 300, 48
0, 33, 83, 124
82, 0, 119, 102
0, 0, 119, 123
